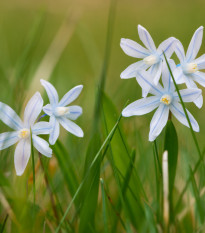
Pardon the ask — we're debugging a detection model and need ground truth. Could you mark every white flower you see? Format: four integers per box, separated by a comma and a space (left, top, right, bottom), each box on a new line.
41, 79, 84, 145
122, 64, 201, 141
0, 92, 52, 176
174, 26, 205, 108
120, 25, 177, 96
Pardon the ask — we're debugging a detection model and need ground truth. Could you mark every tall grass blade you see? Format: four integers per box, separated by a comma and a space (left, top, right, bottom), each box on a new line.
100, 178, 109, 233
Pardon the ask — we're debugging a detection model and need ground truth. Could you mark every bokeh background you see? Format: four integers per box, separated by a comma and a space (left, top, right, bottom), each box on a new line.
0, 0, 205, 232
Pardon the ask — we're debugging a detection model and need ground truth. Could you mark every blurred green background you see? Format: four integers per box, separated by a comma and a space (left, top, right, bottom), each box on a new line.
0, 0, 205, 232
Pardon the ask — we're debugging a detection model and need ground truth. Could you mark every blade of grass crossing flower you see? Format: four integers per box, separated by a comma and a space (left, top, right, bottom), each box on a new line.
153, 140, 162, 175
163, 53, 204, 168
30, 129, 35, 205
164, 120, 178, 223
189, 166, 204, 223
100, 179, 109, 233
55, 114, 122, 233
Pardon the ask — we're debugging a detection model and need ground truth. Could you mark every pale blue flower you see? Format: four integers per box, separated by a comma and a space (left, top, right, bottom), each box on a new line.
173, 26, 205, 108
122, 64, 201, 141
120, 25, 177, 96
41, 79, 84, 145
0, 92, 52, 176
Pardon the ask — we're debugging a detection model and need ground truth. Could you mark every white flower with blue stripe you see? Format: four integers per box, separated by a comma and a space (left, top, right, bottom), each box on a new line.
41, 79, 84, 145
122, 64, 201, 141
120, 25, 177, 96
173, 26, 205, 108
0, 92, 52, 176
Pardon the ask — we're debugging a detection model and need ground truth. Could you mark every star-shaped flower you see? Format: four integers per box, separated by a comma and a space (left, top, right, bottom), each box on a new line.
173, 26, 205, 108
122, 64, 201, 141
120, 25, 177, 96
0, 92, 52, 176
41, 79, 84, 145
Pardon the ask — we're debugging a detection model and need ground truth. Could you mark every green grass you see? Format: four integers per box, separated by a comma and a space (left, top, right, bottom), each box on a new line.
0, 0, 205, 232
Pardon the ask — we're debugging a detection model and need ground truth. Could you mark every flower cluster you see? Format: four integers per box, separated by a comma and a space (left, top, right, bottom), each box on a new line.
0, 80, 83, 176
121, 25, 204, 141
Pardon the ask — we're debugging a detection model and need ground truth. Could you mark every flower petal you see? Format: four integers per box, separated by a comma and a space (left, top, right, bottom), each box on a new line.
186, 26, 204, 62
49, 116, 60, 145
32, 135, 52, 157
173, 66, 185, 84
58, 117, 84, 137
24, 92, 43, 127
173, 88, 201, 102
65, 106, 82, 120
120, 38, 150, 58
170, 102, 199, 132
0, 131, 19, 150
149, 104, 169, 141
122, 96, 160, 117
157, 37, 177, 58
0, 102, 23, 130
137, 70, 163, 96
14, 139, 31, 176
43, 104, 53, 116
162, 60, 176, 92
138, 25, 156, 52
149, 61, 162, 85
193, 54, 205, 69
32, 121, 52, 135
120, 61, 149, 79
40, 79, 59, 105
59, 85, 83, 107
192, 71, 205, 87
174, 40, 185, 62
193, 94, 203, 109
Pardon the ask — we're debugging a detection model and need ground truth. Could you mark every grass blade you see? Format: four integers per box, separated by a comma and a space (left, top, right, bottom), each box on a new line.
100, 178, 109, 233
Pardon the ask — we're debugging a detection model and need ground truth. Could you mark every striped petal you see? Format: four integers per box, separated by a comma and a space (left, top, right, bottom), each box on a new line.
43, 104, 53, 116
122, 96, 160, 117
65, 106, 82, 120
186, 26, 203, 62
24, 92, 43, 127
149, 104, 169, 141
193, 54, 205, 69
40, 79, 59, 105
58, 117, 84, 138
173, 88, 201, 102
120, 61, 149, 79
157, 37, 177, 58
162, 61, 176, 92
0, 131, 19, 150
174, 40, 185, 63
173, 66, 185, 84
14, 139, 31, 176
32, 121, 52, 135
170, 102, 199, 132
149, 62, 162, 85
120, 38, 150, 58
138, 25, 156, 52
59, 85, 83, 107
49, 116, 60, 145
32, 135, 52, 157
0, 102, 23, 130
192, 71, 205, 87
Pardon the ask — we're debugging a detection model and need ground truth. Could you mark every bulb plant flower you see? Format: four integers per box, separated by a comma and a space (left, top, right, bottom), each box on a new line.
41, 79, 84, 145
122, 64, 201, 141
120, 24, 177, 97
173, 26, 205, 108
0, 92, 52, 176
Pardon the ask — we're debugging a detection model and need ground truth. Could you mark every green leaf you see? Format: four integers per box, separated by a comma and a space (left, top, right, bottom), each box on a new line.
164, 120, 178, 221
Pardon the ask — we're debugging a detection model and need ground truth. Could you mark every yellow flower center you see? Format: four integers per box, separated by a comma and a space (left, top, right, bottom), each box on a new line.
160, 95, 172, 105
19, 128, 30, 139
183, 63, 198, 74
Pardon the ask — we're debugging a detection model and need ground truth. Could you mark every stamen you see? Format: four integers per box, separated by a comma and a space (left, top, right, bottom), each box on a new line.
183, 63, 198, 74
160, 94, 172, 105
19, 128, 30, 139
143, 54, 159, 65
